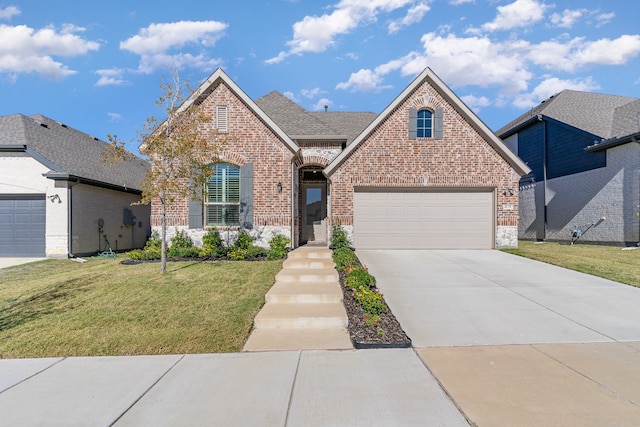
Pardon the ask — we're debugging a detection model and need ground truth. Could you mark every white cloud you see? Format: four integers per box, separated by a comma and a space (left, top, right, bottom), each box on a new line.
95, 68, 129, 87
460, 94, 491, 112
311, 97, 334, 111
107, 112, 125, 123
0, 5, 19, 20
0, 23, 99, 80
450, 0, 473, 4
479, 0, 549, 33
528, 35, 640, 72
595, 12, 615, 27
283, 91, 300, 103
301, 87, 325, 98
550, 9, 586, 29
120, 20, 227, 73
513, 76, 600, 108
266, 0, 414, 63
336, 67, 395, 92
388, 1, 431, 34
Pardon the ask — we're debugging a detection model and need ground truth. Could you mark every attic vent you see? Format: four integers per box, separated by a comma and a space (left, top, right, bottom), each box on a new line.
216, 106, 228, 133
40, 122, 48, 129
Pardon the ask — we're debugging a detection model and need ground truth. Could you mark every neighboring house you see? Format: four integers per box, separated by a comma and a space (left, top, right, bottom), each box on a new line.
0, 114, 150, 257
157, 67, 530, 250
497, 90, 640, 245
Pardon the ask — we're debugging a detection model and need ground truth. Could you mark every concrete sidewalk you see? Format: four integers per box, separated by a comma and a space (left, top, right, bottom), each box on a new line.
0, 349, 468, 427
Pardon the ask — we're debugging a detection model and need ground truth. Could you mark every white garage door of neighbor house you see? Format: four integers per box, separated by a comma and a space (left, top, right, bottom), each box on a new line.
0, 196, 46, 257
353, 189, 494, 249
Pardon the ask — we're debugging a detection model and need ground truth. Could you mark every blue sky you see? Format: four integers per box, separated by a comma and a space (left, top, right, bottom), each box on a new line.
1, 0, 639, 155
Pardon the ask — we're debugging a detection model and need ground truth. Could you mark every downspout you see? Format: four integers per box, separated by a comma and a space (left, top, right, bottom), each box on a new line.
67, 179, 80, 257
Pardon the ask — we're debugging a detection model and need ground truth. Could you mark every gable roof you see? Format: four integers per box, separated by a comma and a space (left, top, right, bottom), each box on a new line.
0, 113, 148, 192
255, 91, 376, 144
497, 90, 639, 139
182, 69, 299, 154
324, 67, 530, 176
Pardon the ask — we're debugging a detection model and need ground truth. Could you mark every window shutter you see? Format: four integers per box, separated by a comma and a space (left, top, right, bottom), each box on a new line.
408, 108, 417, 140
189, 191, 203, 229
216, 106, 228, 132
434, 108, 443, 140
239, 162, 253, 229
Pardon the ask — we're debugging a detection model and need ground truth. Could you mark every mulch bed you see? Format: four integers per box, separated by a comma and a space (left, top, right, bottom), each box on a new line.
338, 270, 412, 349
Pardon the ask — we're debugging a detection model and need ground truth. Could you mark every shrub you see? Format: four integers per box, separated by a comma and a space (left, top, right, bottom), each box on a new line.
247, 246, 268, 259
202, 229, 228, 257
330, 225, 351, 250
145, 231, 162, 250
268, 234, 290, 260
234, 229, 254, 250
228, 248, 248, 260
353, 286, 387, 316
332, 247, 359, 272
127, 234, 162, 260
168, 229, 195, 257
344, 267, 376, 290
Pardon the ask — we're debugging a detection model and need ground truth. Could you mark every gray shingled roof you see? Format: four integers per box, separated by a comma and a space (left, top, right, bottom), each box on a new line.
0, 113, 148, 191
497, 90, 640, 139
255, 91, 376, 144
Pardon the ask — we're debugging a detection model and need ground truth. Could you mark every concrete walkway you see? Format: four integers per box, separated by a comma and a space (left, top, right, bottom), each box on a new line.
0, 257, 46, 269
243, 246, 352, 351
0, 349, 468, 426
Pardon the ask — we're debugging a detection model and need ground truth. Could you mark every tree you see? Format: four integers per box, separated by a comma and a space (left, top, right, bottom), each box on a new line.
106, 70, 225, 273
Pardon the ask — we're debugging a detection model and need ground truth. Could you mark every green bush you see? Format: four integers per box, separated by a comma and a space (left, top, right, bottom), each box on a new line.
268, 234, 290, 260
330, 225, 351, 249
234, 229, 254, 250
170, 229, 193, 249
169, 246, 200, 258
332, 247, 359, 272
202, 229, 228, 257
127, 234, 162, 260
344, 267, 376, 290
247, 246, 268, 258
353, 286, 387, 316
228, 248, 248, 260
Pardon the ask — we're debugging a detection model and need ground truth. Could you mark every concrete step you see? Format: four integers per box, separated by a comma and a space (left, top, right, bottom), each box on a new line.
287, 247, 332, 260
275, 268, 339, 284
266, 282, 343, 303
243, 327, 352, 351
283, 258, 335, 270
253, 303, 348, 329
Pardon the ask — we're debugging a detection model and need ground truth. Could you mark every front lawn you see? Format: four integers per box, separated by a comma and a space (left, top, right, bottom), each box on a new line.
0, 257, 281, 358
502, 241, 640, 287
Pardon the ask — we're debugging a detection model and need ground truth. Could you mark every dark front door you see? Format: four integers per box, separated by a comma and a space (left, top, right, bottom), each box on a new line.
301, 184, 326, 244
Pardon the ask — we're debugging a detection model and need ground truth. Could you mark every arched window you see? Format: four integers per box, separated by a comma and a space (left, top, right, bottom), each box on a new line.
205, 163, 240, 226
417, 109, 432, 138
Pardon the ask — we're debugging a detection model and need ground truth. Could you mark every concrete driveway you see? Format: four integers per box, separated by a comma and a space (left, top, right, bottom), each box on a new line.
357, 249, 640, 347
357, 249, 640, 426
0, 257, 46, 269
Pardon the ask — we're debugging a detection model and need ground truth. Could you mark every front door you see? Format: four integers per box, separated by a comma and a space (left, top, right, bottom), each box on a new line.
302, 184, 326, 244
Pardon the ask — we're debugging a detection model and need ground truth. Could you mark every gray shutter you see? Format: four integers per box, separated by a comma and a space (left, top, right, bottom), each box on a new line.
408, 108, 417, 140
239, 162, 253, 229
434, 108, 443, 140
189, 197, 203, 229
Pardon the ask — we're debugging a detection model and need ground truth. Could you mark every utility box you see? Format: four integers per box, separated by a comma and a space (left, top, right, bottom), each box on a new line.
123, 208, 135, 226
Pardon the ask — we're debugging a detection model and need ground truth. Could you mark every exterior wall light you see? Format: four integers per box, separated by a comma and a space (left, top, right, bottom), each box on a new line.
277, 181, 283, 193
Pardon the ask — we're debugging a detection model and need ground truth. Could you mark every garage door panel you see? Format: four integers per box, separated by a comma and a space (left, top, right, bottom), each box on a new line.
0, 196, 46, 257
354, 190, 493, 249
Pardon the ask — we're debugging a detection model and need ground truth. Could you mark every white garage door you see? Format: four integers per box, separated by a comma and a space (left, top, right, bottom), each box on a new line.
353, 189, 494, 249
0, 196, 46, 257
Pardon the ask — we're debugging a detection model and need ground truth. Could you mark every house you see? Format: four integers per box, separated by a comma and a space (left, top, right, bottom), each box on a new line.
0, 114, 150, 257
497, 90, 640, 246
157, 67, 530, 250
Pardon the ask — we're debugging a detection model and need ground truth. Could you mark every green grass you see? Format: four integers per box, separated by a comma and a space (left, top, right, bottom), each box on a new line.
0, 257, 282, 358
502, 241, 640, 287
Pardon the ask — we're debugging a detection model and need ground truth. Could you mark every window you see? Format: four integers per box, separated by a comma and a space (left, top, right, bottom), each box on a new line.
417, 109, 432, 138
205, 163, 240, 226
216, 106, 228, 132
409, 107, 443, 140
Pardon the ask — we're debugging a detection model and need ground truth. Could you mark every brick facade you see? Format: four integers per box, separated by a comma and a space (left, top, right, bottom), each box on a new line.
329, 80, 520, 245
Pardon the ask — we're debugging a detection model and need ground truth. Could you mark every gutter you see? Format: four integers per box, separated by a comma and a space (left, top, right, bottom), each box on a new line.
67, 179, 80, 258
43, 172, 142, 195
585, 131, 640, 152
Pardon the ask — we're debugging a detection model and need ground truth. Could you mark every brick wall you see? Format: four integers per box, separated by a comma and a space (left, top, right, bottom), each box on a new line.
329, 79, 521, 247
150, 81, 295, 231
